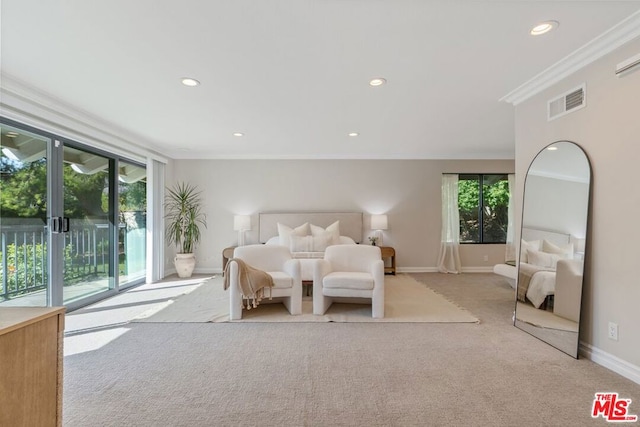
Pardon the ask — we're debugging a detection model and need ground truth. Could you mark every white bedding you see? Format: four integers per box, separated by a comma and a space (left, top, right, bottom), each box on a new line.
524, 266, 556, 308
494, 261, 556, 308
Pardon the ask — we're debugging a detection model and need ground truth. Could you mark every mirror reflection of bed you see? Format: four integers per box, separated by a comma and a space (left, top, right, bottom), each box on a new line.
511, 141, 591, 358
514, 228, 583, 356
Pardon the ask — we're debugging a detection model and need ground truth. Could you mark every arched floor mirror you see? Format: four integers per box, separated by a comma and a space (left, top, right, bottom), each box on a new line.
514, 141, 591, 358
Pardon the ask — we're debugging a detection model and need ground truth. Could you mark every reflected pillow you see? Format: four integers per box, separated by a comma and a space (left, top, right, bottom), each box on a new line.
527, 249, 562, 269
520, 239, 541, 263
310, 221, 340, 245
277, 222, 310, 247
542, 240, 574, 259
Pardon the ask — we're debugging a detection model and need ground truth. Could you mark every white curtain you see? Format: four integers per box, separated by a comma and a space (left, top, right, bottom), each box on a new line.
437, 174, 462, 274
505, 174, 516, 262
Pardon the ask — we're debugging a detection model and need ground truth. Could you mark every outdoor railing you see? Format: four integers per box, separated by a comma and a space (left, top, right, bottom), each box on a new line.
0, 222, 121, 301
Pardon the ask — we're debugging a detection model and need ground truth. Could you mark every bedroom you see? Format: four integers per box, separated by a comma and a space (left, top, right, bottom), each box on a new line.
1, 1, 639, 425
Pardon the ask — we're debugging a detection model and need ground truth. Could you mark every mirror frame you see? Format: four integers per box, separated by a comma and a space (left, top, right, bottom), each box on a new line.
514, 140, 592, 358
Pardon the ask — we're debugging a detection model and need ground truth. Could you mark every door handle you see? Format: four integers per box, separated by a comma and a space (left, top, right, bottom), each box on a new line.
51, 217, 62, 233
50, 217, 70, 233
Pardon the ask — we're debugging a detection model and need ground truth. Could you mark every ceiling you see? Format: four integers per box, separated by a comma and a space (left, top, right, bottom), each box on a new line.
1, 1, 639, 160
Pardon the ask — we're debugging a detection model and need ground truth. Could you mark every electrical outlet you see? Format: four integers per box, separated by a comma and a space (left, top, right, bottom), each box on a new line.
608, 322, 619, 341
483, 255, 489, 262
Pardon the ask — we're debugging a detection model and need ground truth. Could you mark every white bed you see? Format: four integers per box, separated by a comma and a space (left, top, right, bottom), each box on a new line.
495, 227, 575, 308
259, 212, 363, 281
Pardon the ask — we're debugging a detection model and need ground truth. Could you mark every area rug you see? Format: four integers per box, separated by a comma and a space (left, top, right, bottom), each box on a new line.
132, 274, 479, 323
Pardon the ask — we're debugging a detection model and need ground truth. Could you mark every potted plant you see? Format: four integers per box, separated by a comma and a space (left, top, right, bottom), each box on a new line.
165, 182, 207, 278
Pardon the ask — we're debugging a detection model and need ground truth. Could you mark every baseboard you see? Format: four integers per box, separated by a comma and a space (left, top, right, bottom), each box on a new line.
398, 267, 495, 273
397, 267, 438, 273
580, 341, 640, 386
461, 267, 495, 273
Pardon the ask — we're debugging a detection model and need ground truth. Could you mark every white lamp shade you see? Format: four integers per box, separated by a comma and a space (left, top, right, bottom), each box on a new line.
371, 214, 388, 230
233, 215, 251, 231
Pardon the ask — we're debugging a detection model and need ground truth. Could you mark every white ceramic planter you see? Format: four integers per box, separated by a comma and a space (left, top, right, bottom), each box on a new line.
174, 253, 196, 278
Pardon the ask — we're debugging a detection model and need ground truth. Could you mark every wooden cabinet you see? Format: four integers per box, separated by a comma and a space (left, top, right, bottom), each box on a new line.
0, 307, 65, 427
379, 246, 396, 275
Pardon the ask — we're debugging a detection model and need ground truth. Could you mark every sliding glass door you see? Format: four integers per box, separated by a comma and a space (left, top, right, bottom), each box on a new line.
1, 118, 147, 309
62, 145, 115, 304
0, 125, 50, 306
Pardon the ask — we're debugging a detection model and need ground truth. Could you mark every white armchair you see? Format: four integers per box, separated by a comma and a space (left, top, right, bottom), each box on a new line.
228, 245, 302, 320
313, 245, 385, 318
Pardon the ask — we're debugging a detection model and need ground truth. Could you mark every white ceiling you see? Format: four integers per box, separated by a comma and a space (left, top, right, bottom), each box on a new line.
2, 1, 639, 160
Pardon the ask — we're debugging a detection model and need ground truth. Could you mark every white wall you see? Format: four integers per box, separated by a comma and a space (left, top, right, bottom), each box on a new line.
523, 175, 589, 237
514, 38, 640, 370
168, 159, 514, 273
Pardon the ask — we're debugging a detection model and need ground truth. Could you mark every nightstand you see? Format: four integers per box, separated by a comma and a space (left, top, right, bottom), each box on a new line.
379, 246, 396, 275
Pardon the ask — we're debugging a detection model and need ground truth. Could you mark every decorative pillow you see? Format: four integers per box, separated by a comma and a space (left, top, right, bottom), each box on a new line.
311, 233, 333, 251
289, 235, 312, 252
265, 236, 281, 246
527, 249, 562, 269
310, 221, 340, 245
277, 222, 310, 247
288, 234, 333, 252
520, 239, 541, 263
542, 240, 574, 259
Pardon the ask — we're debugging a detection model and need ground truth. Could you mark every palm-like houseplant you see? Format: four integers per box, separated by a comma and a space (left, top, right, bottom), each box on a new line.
165, 182, 207, 277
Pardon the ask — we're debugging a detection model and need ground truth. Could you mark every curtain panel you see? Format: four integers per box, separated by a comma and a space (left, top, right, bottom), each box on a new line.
437, 174, 461, 274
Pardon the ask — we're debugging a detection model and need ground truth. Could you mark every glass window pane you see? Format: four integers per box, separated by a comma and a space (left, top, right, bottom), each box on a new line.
482, 174, 509, 243
63, 146, 112, 304
458, 175, 480, 243
0, 125, 49, 306
118, 162, 146, 287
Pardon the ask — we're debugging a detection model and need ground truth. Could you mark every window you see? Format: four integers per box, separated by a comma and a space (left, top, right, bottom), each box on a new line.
458, 174, 509, 244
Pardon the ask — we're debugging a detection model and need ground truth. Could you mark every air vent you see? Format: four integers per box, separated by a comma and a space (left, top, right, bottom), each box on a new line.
548, 84, 586, 121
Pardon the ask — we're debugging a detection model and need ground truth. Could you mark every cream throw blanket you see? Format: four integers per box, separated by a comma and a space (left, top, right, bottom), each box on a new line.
517, 262, 554, 303
223, 258, 274, 309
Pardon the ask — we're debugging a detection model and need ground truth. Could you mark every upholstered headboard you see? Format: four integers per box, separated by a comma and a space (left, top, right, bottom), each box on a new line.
259, 212, 363, 243
522, 227, 570, 246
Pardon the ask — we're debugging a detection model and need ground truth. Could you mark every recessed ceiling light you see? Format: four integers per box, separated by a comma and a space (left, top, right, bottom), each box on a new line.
369, 78, 386, 87
530, 21, 558, 36
348, 132, 359, 137
181, 77, 200, 87
6, 132, 18, 138
547, 146, 558, 151
233, 132, 244, 137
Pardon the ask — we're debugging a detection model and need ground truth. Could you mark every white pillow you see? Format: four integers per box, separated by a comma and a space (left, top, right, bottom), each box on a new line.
527, 249, 562, 269
338, 236, 356, 245
265, 236, 281, 246
289, 234, 332, 252
277, 222, 310, 247
289, 235, 312, 252
542, 240, 574, 259
311, 233, 333, 251
520, 239, 541, 263
310, 221, 340, 245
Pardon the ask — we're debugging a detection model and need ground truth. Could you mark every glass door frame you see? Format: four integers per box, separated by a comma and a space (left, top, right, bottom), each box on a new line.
1, 117, 147, 310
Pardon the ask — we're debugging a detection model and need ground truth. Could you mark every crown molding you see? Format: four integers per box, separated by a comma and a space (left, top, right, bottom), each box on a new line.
501, 10, 640, 106
0, 73, 170, 163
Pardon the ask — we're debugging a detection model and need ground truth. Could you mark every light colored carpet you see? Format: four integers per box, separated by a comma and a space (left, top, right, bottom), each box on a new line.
63, 273, 640, 427
132, 274, 479, 323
